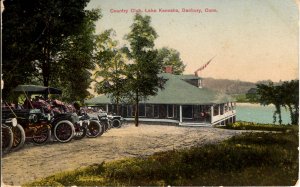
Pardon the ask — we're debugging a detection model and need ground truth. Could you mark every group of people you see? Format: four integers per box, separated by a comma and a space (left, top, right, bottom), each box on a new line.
3, 96, 78, 115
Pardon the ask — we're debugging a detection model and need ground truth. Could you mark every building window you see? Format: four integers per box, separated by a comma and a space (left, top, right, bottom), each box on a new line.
167, 105, 174, 118
182, 105, 193, 119
139, 104, 146, 117
159, 105, 167, 118
174, 105, 178, 119
146, 104, 153, 118
153, 105, 159, 118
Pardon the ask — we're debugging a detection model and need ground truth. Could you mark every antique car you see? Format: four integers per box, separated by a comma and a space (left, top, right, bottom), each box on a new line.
2, 85, 79, 152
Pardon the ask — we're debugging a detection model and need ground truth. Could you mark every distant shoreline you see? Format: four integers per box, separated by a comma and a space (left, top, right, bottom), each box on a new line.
236, 102, 262, 107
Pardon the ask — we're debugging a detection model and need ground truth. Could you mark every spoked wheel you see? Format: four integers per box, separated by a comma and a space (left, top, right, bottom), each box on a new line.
2, 124, 13, 155
87, 120, 103, 138
112, 119, 122, 128
54, 120, 75, 143
73, 123, 87, 140
33, 126, 51, 145
11, 124, 26, 151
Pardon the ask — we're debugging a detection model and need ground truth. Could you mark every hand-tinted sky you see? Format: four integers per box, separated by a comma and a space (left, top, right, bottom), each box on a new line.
86, 0, 299, 82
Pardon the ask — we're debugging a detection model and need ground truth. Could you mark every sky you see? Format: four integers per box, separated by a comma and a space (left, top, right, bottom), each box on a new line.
86, 0, 299, 83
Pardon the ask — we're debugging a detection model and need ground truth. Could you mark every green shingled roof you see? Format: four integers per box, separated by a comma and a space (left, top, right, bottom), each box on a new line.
177, 74, 201, 80
85, 73, 234, 105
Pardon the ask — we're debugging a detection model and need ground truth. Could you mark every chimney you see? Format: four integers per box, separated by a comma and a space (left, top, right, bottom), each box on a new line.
164, 66, 173, 74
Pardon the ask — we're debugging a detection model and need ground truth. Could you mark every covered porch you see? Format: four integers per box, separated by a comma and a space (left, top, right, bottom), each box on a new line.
92, 102, 236, 126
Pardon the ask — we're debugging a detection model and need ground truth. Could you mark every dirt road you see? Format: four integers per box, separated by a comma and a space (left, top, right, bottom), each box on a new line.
2, 124, 245, 186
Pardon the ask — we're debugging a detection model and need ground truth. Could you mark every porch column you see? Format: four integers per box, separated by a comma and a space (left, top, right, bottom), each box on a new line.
218, 104, 220, 115
106, 104, 109, 113
179, 105, 182, 123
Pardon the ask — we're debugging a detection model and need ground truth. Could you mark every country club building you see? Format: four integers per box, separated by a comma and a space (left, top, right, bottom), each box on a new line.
85, 73, 236, 126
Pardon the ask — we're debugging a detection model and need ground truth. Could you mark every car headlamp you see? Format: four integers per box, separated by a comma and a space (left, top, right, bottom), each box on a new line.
11, 118, 18, 127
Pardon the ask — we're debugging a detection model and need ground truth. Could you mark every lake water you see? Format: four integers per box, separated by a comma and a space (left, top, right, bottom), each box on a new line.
236, 103, 291, 124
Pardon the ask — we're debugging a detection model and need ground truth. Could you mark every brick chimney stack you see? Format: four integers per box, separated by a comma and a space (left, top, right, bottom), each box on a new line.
165, 66, 173, 74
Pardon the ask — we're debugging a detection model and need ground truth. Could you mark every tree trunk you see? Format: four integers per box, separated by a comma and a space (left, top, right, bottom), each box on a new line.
42, 46, 49, 87
275, 104, 282, 125
290, 104, 299, 125
134, 91, 139, 127
287, 105, 294, 125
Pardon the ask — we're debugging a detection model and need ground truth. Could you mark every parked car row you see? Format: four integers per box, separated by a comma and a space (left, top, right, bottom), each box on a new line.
1, 85, 124, 155
1, 108, 124, 155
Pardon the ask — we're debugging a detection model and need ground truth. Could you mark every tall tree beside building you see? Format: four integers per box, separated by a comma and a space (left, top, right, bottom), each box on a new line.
52, 9, 102, 102
157, 47, 186, 74
2, 0, 92, 100
2, 0, 40, 99
94, 29, 128, 115
124, 14, 163, 126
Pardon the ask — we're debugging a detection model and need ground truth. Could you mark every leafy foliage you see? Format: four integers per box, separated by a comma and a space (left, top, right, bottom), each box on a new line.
2, 0, 42, 99
124, 14, 164, 126
94, 29, 128, 114
280, 80, 299, 125
157, 47, 186, 74
2, 0, 97, 102
256, 80, 299, 125
52, 9, 101, 102
245, 88, 258, 102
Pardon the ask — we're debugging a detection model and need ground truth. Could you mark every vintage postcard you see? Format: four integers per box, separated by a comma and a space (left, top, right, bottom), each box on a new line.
1, 0, 299, 186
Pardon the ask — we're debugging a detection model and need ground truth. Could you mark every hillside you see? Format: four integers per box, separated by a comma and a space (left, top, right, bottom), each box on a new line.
202, 77, 256, 95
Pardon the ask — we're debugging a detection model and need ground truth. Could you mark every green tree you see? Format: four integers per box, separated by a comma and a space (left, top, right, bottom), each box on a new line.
2, 0, 91, 99
245, 88, 258, 103
2, 0, 40, 99
30, 0, 90, 87
124, 14, 163, 126
94, 29, 128, 115
280, 80, 299, 125
256, 80, 299, 125
52, 9, 102, 102
157, 47, 186, 74
256, 82, 283, 124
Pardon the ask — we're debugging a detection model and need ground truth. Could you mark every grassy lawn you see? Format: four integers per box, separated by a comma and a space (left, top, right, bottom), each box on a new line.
24, 123, 298, 186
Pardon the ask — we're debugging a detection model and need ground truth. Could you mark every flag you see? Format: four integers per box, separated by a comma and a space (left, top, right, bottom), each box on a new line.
194, 56, 216, 76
